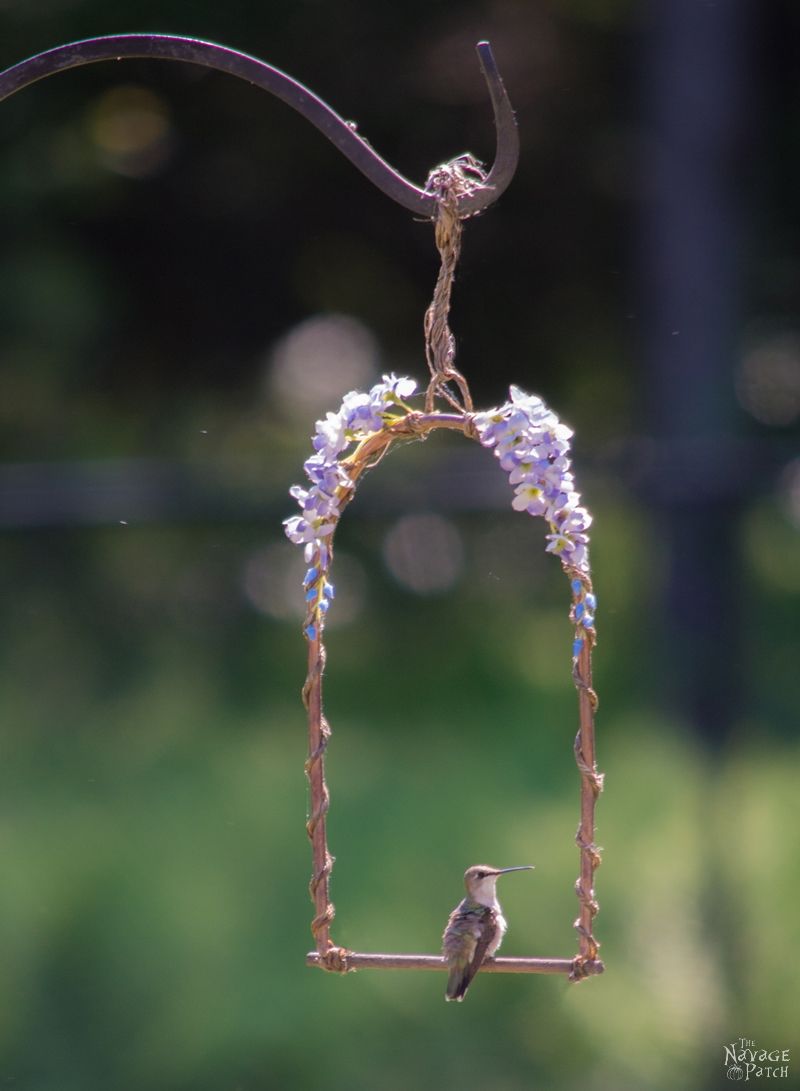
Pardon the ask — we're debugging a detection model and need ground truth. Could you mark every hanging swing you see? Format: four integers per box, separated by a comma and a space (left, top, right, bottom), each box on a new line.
285, 159, 604, 986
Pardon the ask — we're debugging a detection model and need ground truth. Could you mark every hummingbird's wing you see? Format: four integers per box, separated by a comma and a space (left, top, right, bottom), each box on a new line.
443, 905, 500, 1002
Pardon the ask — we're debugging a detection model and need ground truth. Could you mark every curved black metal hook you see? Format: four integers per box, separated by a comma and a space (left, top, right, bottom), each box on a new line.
0, 34, 518, 218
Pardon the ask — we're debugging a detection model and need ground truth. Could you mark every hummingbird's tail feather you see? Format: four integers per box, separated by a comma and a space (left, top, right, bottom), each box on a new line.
445, 960, 478, 1001
445, 970, 467, 1001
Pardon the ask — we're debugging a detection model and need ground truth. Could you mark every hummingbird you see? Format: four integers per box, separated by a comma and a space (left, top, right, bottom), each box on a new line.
442, 864, 534, 1001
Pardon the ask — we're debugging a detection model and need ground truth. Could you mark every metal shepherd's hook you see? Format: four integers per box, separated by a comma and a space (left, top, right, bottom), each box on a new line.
0, 34, 518, 218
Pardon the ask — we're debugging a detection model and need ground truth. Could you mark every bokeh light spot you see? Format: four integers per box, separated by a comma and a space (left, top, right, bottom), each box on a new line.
267, 313, 380, 419
87, 84, 172, 178
382, 513, 464, 595
736, 333, 800, 427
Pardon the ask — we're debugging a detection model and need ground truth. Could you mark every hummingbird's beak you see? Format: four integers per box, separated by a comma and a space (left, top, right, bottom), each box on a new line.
495, 865, 535, 874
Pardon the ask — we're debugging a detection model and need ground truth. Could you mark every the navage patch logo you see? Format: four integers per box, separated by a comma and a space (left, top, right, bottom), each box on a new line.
724, 1038, 790, 1081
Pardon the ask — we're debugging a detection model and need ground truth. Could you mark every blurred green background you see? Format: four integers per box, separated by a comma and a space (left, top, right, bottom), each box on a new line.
1, 1, 799, 1089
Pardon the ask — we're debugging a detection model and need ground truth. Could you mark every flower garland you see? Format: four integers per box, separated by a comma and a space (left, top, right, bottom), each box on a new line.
471, 385, 596, 655
472, 385, 592, 574
284, 379, 595, 648
283, 374, 417, 640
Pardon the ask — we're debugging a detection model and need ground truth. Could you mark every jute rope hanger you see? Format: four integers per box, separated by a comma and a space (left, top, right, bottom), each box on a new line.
298, 163, 604, 984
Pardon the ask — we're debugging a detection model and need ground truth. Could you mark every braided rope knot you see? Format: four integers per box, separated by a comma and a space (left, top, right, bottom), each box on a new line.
424, 153, 489, 205
318, 945, 353, 974
569, 954, 605, 982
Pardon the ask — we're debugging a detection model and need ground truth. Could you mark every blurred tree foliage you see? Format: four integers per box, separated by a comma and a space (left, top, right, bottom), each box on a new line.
0, 1, 798, 1089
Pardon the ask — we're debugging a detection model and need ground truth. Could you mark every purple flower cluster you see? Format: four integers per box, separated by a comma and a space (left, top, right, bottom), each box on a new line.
285, 377, 595, 643
284, 374, 417, 638
473, 385, 593, 576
